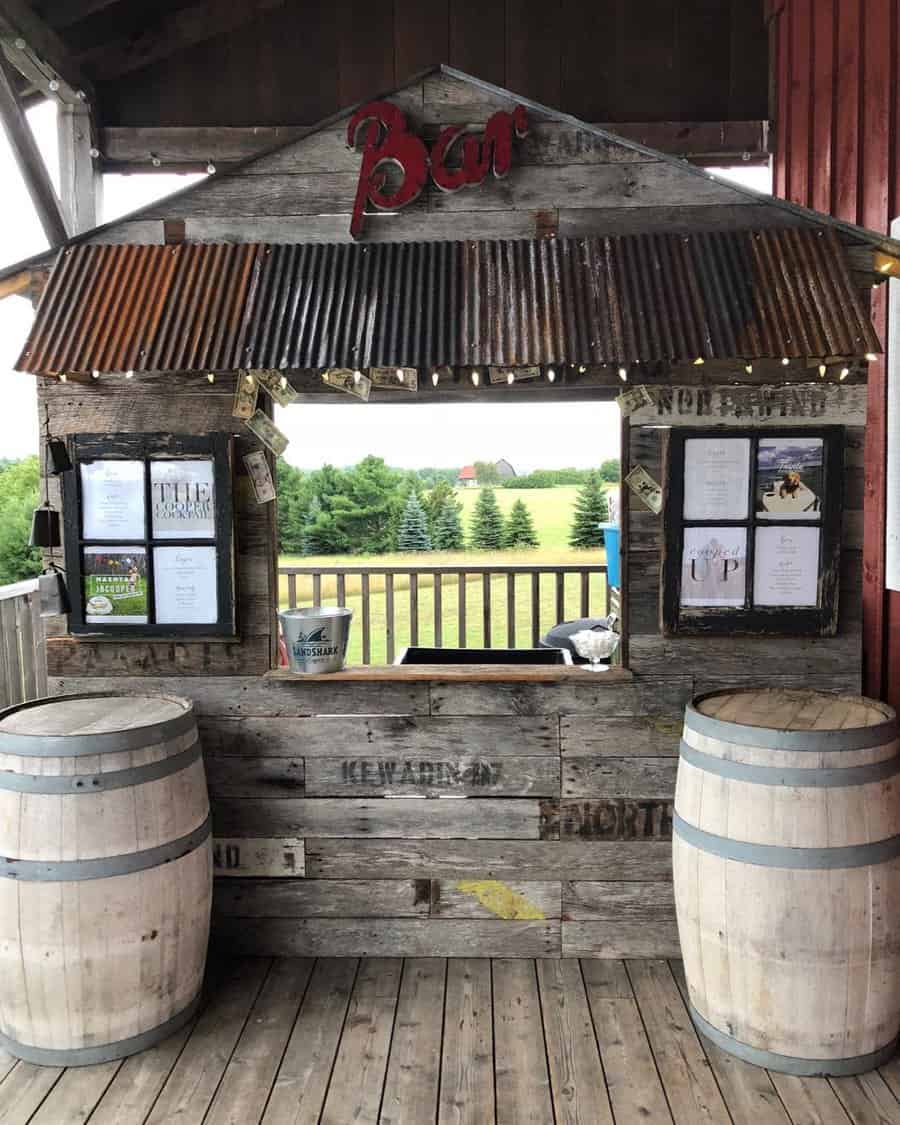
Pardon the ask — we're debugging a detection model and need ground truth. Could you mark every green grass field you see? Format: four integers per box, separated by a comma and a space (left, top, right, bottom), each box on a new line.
279, 486, 610, 663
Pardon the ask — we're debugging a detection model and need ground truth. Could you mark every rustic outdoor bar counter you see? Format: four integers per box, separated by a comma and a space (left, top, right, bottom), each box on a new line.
7, 64, 892, 961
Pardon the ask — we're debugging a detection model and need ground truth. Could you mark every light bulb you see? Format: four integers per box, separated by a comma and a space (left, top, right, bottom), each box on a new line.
207, 372, 215, 383
431, 370, 439, 386
245, 373, 254, 385
744, 363, 753, 374
618, 367, 627, 381
91, 370, 100, 379
59, 373, 67, 383
207, 162, 216, 174
280, 375, 288, 389
506, 371, 514, 384
151, 154, 161, 167
781, 357, 790, 366
865, 352, 878, 361
840, 367, 850, 380
125, 370, 134, 379
547, 367, 556, 380
881, 262, 892, 273
353, 369, 362, 384
396, 369, 404, 382
578, 365, 586, 373
471, 370, 480, 386
693, 356, 704, 365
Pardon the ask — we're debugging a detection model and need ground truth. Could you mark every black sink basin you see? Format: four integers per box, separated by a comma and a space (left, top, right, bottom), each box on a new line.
396, 646, 572, 665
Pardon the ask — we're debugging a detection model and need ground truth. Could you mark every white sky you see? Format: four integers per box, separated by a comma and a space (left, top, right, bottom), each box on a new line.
0, 103, 772, 469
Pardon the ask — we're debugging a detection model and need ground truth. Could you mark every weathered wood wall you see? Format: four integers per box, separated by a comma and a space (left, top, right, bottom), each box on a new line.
38, 372, 278, 676
37, 69, 867, 958
50, 671, 689, 958
87, 71, 793, 250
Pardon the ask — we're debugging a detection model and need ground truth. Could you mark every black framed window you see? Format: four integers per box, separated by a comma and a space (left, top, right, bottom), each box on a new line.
662, 427, 843, 636
63, 433, 235, 637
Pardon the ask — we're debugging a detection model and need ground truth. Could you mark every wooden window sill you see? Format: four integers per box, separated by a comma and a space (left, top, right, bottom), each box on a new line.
265, 664, 633, 683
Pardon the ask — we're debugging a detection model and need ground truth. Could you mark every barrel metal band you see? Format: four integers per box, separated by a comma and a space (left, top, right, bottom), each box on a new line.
0, 814, 211, 882
0, 740, 202, 795
689, 1003, 899, 1077
0, 694, 195, 757
679, 741, 900, 788
673, 812, 900, 869
685, 690, 897, 752
0, 992, 202, 1067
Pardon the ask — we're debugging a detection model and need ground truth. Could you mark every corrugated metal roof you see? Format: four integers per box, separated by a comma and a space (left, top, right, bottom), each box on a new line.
17, 228, 879, 375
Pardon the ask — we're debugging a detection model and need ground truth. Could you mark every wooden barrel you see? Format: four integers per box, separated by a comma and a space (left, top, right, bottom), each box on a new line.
674, 687, 900, 1077
0, 693, 212, 1066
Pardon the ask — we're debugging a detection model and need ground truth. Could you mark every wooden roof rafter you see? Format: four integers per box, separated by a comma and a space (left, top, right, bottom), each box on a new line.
0, 0, 95, 106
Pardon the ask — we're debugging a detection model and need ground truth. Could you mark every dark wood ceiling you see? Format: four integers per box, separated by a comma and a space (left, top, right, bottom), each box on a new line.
4, 0, 769, 129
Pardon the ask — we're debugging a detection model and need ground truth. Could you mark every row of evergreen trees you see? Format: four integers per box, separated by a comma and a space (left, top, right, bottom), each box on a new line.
397, 489, 542, 551
277, 457, 612, 556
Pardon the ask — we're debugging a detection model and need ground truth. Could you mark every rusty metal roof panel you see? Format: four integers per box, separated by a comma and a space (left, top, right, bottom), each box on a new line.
16, 228, 880, 375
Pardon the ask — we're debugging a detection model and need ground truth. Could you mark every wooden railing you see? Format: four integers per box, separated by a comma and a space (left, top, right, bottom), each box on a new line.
0, 578, 47, 707
278, 564, 609, 665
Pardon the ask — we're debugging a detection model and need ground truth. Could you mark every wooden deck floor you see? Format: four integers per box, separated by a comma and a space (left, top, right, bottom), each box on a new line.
1, 958, 900, 1125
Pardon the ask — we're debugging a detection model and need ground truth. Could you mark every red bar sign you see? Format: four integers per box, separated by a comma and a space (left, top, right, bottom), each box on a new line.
346, 100, 529, 238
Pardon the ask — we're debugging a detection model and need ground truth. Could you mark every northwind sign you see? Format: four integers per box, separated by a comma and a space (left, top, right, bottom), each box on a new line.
346, 100, 529, 238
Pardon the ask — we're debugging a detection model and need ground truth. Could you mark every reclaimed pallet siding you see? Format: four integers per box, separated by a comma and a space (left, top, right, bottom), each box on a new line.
212, 796, 557, 840
214, 917, 561, 958
199, 714, 560, 757
305, 840, 673, 881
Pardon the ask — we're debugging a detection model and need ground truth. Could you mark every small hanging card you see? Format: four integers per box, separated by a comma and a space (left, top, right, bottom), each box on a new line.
232, 373, 260, 419
245, 410, 289, 456
253, 369, 299, 407
624, 464, 663, 514
243, 450, 277, 504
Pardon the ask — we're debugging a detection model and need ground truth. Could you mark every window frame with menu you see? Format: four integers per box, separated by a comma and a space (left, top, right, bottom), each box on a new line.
662, 426, 843, 636
63, 433, 235, 637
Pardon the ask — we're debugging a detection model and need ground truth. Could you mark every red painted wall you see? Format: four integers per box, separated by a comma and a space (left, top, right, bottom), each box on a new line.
770, 0, 899, 703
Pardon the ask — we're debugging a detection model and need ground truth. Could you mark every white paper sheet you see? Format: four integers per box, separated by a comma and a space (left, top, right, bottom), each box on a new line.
151, 460, 216, 539
683, 437, 751, 520
153, 546, 218, 624
753, 526, 820, 607
80, 461, 145, 540
680, 526, 747, 607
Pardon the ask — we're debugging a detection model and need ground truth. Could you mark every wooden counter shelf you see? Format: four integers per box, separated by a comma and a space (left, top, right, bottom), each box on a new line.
265, 664, 633, 683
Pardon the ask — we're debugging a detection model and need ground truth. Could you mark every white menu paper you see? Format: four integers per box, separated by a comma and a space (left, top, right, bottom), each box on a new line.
753, 526, 820, 607
153, 546, 218, 624
680, 526, 747, 607
683, 437, 751, 520
80, 461, 145, 540
151, 460, 216, 539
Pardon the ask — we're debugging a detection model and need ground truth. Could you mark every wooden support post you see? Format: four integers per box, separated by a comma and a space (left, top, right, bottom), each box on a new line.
57, 102, 100, 233
0, 50, 66, 245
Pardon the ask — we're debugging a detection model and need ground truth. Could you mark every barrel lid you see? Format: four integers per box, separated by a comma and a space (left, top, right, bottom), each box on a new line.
0, 693, 195, 757
686, 688, 897, 751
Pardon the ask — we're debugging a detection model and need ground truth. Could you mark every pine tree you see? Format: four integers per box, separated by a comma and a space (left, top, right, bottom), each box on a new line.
397, 492, 432, 551
503, 498, 540, 548
433, 500, 464, 550
468, 487, 505, 549
424, 479, 457, 537
300, 495, 324, 556
569, 471, 610, 549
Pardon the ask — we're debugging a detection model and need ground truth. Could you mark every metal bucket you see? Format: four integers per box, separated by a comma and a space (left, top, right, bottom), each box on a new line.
279, 606, 353, 674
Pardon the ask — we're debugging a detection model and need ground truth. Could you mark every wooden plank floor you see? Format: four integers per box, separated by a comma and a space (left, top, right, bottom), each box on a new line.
2, 958, 899, 1125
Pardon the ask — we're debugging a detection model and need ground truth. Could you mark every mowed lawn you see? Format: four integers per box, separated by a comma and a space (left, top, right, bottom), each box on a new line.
278, 487, 611, 663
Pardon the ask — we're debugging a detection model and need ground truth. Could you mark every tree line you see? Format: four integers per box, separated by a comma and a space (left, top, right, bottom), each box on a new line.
277, 457, 613, 556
